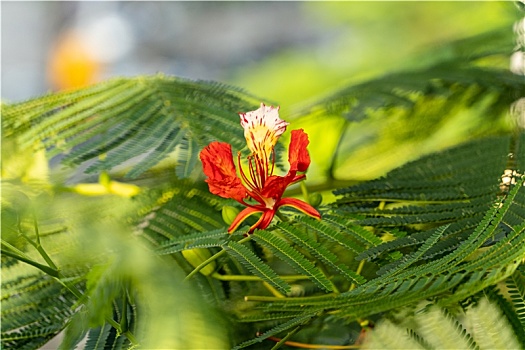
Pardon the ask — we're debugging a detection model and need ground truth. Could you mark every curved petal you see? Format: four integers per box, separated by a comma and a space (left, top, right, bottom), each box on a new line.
288, 129, 311, 173
256, 210, 276, 231
200, 142, 246, 201
277, 197, 321, 220
200, 141, 237, 179
228, 207, 277, 234
227, 207, 261, 233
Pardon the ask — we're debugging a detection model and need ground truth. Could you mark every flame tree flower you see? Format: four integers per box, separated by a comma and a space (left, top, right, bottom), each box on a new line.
199, 103, 321, 234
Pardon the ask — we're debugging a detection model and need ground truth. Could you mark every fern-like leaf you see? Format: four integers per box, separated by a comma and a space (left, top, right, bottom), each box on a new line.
137, 181, 226, 246
465, 297, 521, 349
376, 224, 449, 277
156, 228, 228, 255
252, 230, 334, 292
226, 241, 291, 294
295, 216, 368, 255
232, 312, 317, 350
506, 268, 525, 346
1, 271, 78, 350
2, 76, 260, 178
276, 222, 365, 285
84, 323, 113, 350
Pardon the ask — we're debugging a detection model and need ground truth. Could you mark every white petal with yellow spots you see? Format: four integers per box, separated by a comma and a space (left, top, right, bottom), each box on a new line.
239, 103, 288, 158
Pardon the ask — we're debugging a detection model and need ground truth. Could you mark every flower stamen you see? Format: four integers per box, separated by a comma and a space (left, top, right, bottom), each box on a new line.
238, 153, 257, 192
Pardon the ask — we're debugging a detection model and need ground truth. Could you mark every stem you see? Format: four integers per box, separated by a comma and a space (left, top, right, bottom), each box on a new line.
1, 239, 33, 260
33, 211, 42, 245
212, 273, 310, 282
298, 183, 319, 243
184, 250, 227, 281
184, 235, 253, 281
267, 335, 361, 349
245, 295, 284, 302
1, 248, 60, 278
300, 182, 310, 204
17, 215, 59, 271
262, 281, 286, 298
244, 293, 337, 302
349, 260, 366, 291
271, 325, 303, 350
120, 290, 129, 333
32, 216, 59, 270
35, 245, 59, 271
123, 331, 138, 346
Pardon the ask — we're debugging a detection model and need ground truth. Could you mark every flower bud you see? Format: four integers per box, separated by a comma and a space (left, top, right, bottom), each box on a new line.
308, 193, 322, 207
222, 206, 240, 225
181, 248, 216, 276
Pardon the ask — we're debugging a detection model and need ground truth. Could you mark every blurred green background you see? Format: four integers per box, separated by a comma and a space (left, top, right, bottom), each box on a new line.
229, 2, 516, 105
2, 2, 517, 105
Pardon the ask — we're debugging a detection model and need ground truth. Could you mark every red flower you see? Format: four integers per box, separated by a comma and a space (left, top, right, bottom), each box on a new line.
200, 103, 321, 233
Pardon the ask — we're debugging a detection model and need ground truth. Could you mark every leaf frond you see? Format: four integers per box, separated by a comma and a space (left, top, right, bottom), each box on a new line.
253, 230, 334, 292
3, 76, 260, 178
226, 241, 291, 294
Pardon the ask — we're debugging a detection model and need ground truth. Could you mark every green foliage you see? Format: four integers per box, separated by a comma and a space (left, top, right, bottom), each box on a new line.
277, 221, 365, 285
2, 20, 525, 350
504, 267, 525, 346
1, 272, 78, 349
233, 312, 318, 350
136, 180, 227, 246
229, 138, 525, 346
2, 76, 259, 179
362, 296, 521, 350
252, 229, 334, 292
226, 240, 291, 294
289, 25, 523, 182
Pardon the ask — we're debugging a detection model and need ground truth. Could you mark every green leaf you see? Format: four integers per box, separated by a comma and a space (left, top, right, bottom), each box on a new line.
232, 312, 317, 350
226, 241, 291, 294
252, 230, 334, 292
277, 221, 366, 285
2, 76, 260, 178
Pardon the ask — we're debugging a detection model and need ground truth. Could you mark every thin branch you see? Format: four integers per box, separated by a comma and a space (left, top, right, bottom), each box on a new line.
268, 335, 361, 349
271, 325, 303, 350
212, 273, 310, 282
1, 248, 60, 278
184, 235, 253, 281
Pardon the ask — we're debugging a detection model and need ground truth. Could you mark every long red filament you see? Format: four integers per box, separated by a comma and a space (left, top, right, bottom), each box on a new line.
238, 153, 257, 192
237, 141, 277, 207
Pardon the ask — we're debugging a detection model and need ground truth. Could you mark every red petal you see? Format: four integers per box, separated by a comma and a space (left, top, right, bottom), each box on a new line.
200, 142, 246, 201
277, 197, 321, 220
228, 207, 261, 233
261, 175, 294, 201
256, 210, 276, 231
288, 129, 311, 173
200, 142, 237, 179
228, 207, 276, 234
